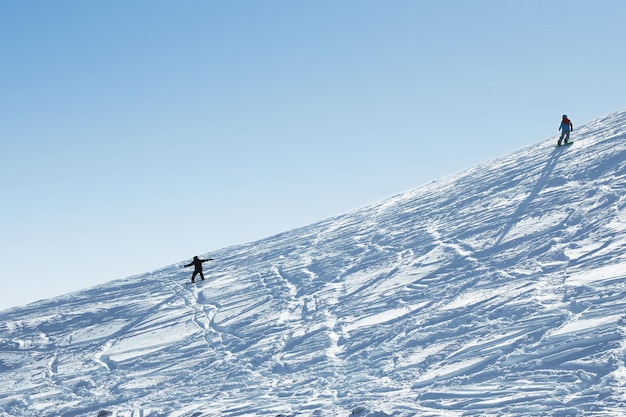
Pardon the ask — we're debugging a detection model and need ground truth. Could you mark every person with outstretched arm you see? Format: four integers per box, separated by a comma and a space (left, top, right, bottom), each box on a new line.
184, 256, 213, 283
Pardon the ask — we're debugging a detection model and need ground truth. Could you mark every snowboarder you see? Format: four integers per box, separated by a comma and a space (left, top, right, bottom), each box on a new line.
558, 114, 573, 146
184, 256, 213, 283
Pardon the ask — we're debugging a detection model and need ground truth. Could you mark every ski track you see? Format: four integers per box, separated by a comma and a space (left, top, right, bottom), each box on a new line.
2, 110, 626, 416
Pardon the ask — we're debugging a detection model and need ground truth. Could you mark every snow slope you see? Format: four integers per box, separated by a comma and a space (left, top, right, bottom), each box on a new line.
2, 110, 626, 416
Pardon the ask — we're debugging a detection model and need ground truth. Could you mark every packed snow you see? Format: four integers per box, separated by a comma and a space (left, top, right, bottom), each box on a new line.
2, 110, 626, 416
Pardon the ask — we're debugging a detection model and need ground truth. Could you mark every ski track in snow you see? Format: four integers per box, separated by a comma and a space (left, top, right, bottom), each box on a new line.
2, 110, 626, 416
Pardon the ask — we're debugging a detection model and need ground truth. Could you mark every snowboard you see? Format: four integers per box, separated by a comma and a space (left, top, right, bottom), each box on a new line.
555, 141, 574, 148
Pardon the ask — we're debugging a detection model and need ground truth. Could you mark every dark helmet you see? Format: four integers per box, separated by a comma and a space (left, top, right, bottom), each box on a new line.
562, 114, 568, 118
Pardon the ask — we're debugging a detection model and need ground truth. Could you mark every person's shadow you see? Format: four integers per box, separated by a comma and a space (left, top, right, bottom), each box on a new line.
493, 149, 564, 247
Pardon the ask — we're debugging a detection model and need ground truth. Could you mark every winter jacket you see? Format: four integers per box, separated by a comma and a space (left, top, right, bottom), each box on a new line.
184, 257, 212, 271
560, 117, 573, 132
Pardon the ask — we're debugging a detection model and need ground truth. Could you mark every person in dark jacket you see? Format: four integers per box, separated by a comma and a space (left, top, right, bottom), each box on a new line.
184, 256, 213, 282
558, 114, 574, 146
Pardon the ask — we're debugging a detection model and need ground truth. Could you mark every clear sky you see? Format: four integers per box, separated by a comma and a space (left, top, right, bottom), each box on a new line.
1, 0, 625, 311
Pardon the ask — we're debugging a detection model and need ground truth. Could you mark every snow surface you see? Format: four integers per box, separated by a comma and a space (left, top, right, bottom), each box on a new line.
2, 110, 626, 416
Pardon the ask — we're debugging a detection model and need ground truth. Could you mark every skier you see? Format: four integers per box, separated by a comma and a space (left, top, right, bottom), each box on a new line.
184, 256, 213, 283
558, 114, 573, 146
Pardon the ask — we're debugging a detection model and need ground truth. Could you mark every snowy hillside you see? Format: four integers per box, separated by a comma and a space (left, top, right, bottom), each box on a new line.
2, 110, 626, 417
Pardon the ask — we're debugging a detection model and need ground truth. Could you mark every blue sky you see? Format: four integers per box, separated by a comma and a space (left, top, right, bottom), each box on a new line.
1, 0, 625, 311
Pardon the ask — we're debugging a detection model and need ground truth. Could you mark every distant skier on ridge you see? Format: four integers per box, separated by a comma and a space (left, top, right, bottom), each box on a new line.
184, 256, 213, 283
558, 114, 573, 146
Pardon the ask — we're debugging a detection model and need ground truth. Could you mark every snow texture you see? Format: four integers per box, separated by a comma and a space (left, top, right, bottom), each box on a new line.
2, 110, 626, 416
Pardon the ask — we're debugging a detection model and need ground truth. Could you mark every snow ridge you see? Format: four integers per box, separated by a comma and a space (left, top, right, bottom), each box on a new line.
2, 110, 626, 416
